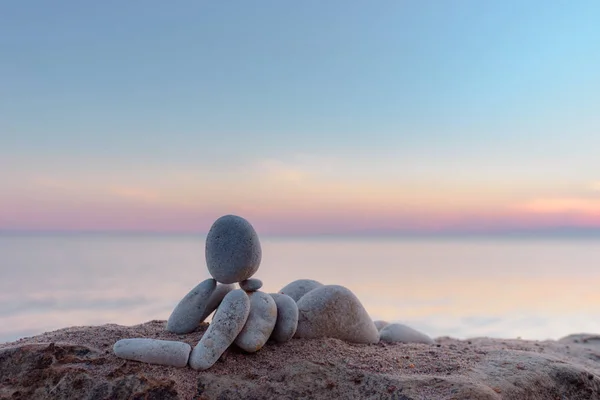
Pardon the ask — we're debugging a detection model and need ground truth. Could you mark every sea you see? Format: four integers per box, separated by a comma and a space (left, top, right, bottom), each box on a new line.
1, 234, 599, 344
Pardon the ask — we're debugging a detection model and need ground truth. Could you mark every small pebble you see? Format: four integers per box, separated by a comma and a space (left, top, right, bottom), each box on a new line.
240, 278, 263, 292
374, 320, 390, 331
379, 323, 434, 344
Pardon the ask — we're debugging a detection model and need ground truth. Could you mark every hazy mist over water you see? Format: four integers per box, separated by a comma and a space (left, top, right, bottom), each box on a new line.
1, 234, 599, 343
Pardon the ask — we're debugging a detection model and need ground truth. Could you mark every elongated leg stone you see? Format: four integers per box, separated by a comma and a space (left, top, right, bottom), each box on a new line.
189, 289, 250, 370
167, 279, 234, 334
167, 278, 216, 334
113, 338, 191, 367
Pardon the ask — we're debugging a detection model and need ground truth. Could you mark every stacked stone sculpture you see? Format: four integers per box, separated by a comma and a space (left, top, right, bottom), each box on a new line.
113, 214, 435, 370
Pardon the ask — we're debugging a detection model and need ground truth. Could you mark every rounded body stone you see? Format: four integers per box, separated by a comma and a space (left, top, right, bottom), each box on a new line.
205, 215, 262, 284
235, 291, 277, 352
279, 279, 323, 302
379, 323, 434, 344
167, 279, 234, 334
240, 278, 263, 292
113, 338, 191, 367
295, 285, 379, 344
188, 289, 250, 370
269, 293, 298, 343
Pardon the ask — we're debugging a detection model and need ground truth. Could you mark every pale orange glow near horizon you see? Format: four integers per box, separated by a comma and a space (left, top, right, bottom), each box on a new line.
2, 160, 600, 234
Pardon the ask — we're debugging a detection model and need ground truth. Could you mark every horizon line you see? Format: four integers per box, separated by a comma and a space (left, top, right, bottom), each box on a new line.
1, 227, 600, 239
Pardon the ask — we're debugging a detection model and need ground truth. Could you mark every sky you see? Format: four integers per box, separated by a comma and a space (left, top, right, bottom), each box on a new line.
1, 0, 599, 235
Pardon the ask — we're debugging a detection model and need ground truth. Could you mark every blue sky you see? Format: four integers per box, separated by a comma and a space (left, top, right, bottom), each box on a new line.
1, 1, 599, 234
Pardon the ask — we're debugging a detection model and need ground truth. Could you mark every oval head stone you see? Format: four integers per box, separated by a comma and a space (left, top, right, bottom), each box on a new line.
205, 215, 262, 284
295, 285, 379, 344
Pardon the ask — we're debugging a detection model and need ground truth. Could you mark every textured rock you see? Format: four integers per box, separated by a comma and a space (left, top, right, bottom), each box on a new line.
201, 283, 236, 321
3, 322, 600, 400
279, 279, 323, 302
240, 278, 263, 292
374, 320, 390, 331
205, 215, 262, 284
235, 291, 277, 352
113, 338, 191, 367
295, 285, 379, 344
379, 323, 434, 344
559, 333, 600, 349
166, 279, 234, 334
270, 293, 298, 343
189, 289, 250, 370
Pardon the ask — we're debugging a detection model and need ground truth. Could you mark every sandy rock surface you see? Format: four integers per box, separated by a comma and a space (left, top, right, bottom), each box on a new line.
2, 322, 600, 399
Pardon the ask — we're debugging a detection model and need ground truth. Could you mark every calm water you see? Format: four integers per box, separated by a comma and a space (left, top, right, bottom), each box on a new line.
1, 235, 599, 343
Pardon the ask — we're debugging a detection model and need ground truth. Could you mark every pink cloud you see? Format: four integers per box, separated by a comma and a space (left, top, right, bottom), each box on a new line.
2, 167, 600, 234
